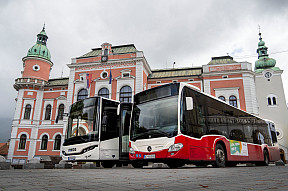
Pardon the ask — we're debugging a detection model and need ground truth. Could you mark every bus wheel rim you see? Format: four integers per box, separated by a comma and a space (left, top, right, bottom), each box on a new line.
216, 149, 225, 162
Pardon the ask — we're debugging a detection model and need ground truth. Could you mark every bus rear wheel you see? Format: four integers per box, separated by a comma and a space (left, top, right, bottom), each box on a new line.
212, 144, 226, 168
101, 161, 115, 168
257, 150, 269, 166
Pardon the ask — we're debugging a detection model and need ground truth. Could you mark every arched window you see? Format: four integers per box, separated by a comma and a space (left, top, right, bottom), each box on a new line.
44, 104, 52, 120
272, 97, 277, 105
267, 95, 277, 106
54, 134, 61, 150
58, 104, 65, 121
77, 89, 88, 101
24, 104, 32, 120
268, 97, 272, 105
120, 86, 132, 103
218, 96, 225, 102
98, 88, 109, 98
18, 134, 27, 150
229, 95, 237, 107
40, 135, 48, 150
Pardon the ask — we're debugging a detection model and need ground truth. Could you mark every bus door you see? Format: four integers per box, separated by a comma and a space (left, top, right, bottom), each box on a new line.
267, 122, 280, 161
99, 99, 119, 160
119, 103, 132, 161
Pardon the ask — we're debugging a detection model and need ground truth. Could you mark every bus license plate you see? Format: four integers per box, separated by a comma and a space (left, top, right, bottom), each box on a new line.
144, 154, 155, 159
68, 156, 76, 160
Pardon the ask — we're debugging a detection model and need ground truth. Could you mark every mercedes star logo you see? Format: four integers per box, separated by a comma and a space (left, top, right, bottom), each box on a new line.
147, 146, 152, 152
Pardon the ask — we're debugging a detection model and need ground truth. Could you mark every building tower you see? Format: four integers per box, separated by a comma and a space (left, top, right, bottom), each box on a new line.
254, 32, 288, 161
8, 26, 54, 161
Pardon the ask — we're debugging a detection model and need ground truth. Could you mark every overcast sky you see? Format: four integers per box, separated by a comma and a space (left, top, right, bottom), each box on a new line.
1, 0, 288, 140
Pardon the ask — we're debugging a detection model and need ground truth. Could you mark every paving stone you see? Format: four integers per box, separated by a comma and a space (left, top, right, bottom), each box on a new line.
0, 162, 11, 170
0, 166, 287, 190
23, 163, 44, 169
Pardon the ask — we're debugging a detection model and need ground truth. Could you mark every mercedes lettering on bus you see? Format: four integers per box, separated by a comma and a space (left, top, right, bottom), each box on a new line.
129, 82, 280, 168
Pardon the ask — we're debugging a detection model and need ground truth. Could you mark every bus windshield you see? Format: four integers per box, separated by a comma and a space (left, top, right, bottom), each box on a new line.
64, 97, 99, 146
131, 96, 178, 141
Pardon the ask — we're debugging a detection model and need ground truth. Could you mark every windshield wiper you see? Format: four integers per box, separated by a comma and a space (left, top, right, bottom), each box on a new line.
131, 128, 172, 141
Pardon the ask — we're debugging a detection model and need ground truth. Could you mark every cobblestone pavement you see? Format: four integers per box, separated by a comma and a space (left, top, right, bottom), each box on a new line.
0, 165, 288, 191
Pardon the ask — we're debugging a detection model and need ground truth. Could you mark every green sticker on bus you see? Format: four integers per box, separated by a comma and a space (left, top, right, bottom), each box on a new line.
230, 140, 248, 156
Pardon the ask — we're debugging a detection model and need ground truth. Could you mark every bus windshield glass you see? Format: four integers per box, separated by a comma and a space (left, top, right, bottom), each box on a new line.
131, 96, 178, 141
64, 97, 99, 145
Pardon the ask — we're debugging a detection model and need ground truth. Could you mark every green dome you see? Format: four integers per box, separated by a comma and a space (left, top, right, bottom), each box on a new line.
27, 26, 51, 61
255, 57, 276, 69
27, 43, 51, 60
258, 40, 265, 47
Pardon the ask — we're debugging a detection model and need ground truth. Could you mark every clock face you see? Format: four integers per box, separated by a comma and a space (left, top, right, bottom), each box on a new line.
101, 56, 108, 62
264, 72, 272, 78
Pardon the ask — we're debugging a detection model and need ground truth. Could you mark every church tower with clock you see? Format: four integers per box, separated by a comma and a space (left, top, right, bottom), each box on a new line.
254, 32, 288, 160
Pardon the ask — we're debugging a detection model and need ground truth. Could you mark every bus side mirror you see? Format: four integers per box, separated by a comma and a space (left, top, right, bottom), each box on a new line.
186, 97, 193, 110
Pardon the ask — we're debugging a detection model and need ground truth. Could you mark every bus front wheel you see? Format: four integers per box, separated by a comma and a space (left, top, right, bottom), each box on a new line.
166, 161, 185, 168
212, 144, 226, 168
131, 161, 144, 168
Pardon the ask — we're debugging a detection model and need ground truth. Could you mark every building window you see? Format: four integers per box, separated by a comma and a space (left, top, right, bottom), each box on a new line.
268, 96, 277, 106
120, 86, 132, 103
18, 134, 27, 150
229, 95, 238, 107
58, 104, 65, 120
23, 104, 32, 120
98, 88, 109, 98
44, 104, 52, 120
77, 89, 88, 101
122, 73, 130, 78
101, 71, 108, 79
272, 97, 277, 105
54, 134, 61, 150
268, 97, 272, 105
222, 75, 228, 79
218, 96, 226, 102
104, 49, 108, 56
40, 135, 48, 150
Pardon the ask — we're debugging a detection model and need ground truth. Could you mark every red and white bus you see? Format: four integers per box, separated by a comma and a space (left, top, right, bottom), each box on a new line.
129, 82, 280, 168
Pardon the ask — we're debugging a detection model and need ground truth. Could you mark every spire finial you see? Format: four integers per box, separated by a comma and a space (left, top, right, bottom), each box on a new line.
258, 25, 262, 40
43, 23, 45, 31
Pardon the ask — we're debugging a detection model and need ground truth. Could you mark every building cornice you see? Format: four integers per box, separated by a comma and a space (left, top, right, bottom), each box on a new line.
22, 56, 53, 67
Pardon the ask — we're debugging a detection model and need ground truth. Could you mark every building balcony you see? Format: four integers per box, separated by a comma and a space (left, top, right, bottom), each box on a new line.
14, 77, 47, 91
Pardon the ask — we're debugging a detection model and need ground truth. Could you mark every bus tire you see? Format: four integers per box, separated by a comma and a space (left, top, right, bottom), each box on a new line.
212, 144, 226, 168
166, 161, 185, 168
101, 161, 115, 168
131, 161, 143, 168
262, 150, 269, 166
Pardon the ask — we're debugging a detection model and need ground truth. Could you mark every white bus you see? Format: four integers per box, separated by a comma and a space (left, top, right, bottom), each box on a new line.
62, 96, 132, 168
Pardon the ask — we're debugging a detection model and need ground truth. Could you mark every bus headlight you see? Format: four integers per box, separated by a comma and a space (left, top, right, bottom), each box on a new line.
168, 143, 183, 152
129, 147, 135, 154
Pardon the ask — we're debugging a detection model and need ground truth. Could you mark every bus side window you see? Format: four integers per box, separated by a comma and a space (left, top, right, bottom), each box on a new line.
229, 128, 244, 142
243, 125, 253, 143
253, 130, 265, 145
